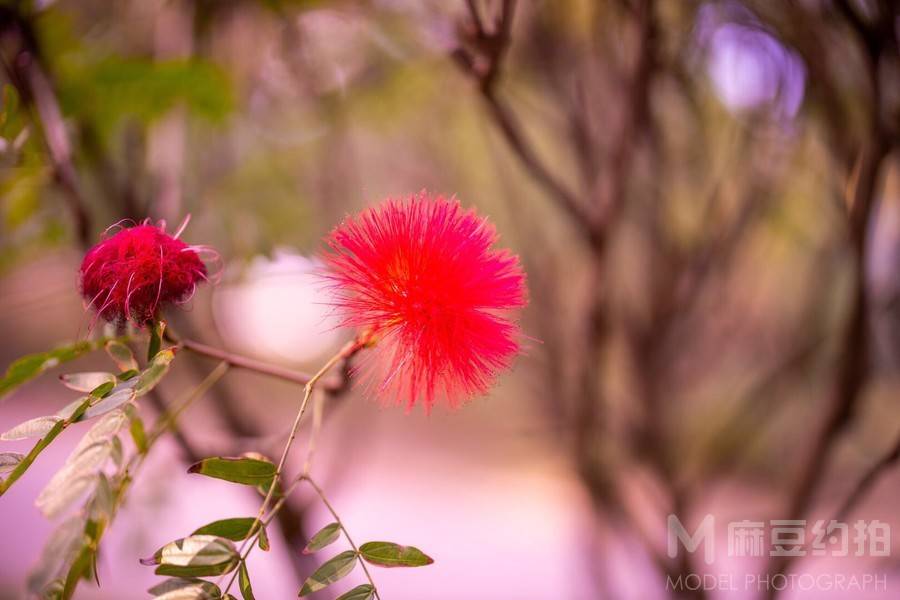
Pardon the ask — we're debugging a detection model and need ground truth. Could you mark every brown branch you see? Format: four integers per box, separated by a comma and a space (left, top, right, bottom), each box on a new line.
464, 0, 486, 38
765, 118, 890, 600
601, 0, 656, 231
608, 3, 710, 598
763, 3, 897, 590
452, 0, 600, 245
172, 335, 320, 387
477, 92, 598, 242
833, 0, 885, 61
457, 3, 704, 597
833, 428, 900, 523
0, 6, 91, 246
174, 335, 360, 394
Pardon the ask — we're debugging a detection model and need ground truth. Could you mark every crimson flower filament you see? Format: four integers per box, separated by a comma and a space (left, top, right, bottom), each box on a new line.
80, 220, 210, 326
323, 192, 527, 411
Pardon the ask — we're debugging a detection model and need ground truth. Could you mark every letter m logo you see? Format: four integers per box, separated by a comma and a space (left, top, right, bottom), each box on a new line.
668, 514, 715, 565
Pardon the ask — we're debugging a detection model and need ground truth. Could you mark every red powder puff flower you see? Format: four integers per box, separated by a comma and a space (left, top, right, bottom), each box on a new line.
80, 218, 214, 326
322, 192, 527, 411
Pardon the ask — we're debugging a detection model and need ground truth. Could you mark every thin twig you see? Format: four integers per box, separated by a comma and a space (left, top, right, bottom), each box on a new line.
302, 389, 325, 476
305, 475, 382, 600
165, 327, 361, 585
222, 339, 361, 595
169, 333, 339, 389
453, 0, 599, 244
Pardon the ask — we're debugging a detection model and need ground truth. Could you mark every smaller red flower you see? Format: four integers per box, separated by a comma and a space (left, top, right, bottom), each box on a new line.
80, 219, 212, 326
322, 192, 527, 411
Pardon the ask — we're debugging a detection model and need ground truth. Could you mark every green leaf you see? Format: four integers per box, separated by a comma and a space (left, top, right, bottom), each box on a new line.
59, 58, 233, 136
62, 545, 93, 600
118, 369, 140, 381
0, 451, 25, 476
0, 397, 91, 495
0, 338, 115, 399
188, 457, 276, 488
336, 584, 375, 600
105, 340, 138, 372
129, 411, 148, 454
89, 473, 115, 521
148, 320, 166, 362
135, 348, 176, 395
191, 517, 260, 542
142, 535, 239, 578
358, 542, 434, 568
35, 470, 99, 519
258, 526, 270, 552
81, 387, 136, 420
155, 562, 238, 578
256, 478, 282, 499
75, 409, 129, 451
239, 561, 255, 600
110, 435, 123, 467
88, 380, 116, 398
148, 577, 223, 599
36, 410, 127, 518
5, 375, 131, 444
298, 550, 358, 596
0, 415, 63, 440
59, 372, 116, 393
303, 522, 341, 554
27, 516, 84, 595
84, 518, 104, 545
